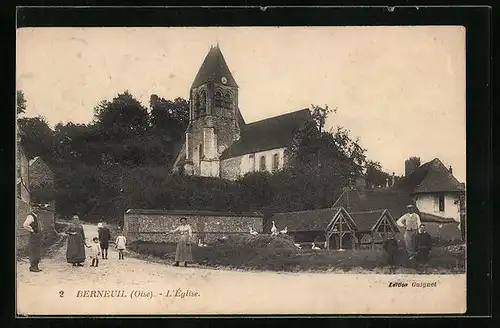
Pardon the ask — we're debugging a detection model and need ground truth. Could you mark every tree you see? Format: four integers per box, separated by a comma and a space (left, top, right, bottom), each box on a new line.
365, 160, 390, 188
310, 104, 336, 133
17, 90, 26, 115
150, 94, 189, 139
93, 91, 149, 139
17, 116, 54, 161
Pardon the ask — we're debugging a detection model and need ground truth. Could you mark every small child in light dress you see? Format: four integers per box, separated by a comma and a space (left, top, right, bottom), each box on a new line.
87, 237, 101, 267
115, 233, 127, 260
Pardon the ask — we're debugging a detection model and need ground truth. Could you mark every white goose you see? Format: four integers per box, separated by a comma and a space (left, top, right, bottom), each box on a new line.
311, 242, 321, 250
270, 221, 278, 236
279, 226, 288, 234
249, 226, 258, 236
293, 243, 302, 249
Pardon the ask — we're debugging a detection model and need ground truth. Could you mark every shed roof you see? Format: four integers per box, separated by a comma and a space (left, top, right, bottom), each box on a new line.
349, 210, 385, 231
271, 207, 343, 231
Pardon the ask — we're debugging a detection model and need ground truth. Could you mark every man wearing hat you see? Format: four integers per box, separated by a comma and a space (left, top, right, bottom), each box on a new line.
396, 204, 422, 260
22, 206, 42, 272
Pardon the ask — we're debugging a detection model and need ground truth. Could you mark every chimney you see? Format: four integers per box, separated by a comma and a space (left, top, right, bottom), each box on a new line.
449, 166, 453, 174
405, 158, 420, 177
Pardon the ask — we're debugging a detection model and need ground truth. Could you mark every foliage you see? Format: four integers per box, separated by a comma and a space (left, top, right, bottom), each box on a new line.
17, 90, 26, 115
19, 91, 393, 221
17, 116, 54, 161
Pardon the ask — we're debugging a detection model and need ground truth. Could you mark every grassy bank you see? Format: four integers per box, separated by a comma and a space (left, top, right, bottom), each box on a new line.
128, 235, 465, 274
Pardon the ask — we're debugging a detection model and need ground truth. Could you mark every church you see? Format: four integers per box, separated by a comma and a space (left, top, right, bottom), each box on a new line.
172, 45, 314, 180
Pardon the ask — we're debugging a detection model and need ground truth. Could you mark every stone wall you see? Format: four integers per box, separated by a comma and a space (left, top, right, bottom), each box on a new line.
124, 209, 263, 244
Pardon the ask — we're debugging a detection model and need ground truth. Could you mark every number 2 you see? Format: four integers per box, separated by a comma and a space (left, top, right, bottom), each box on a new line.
59, 290, 64, 297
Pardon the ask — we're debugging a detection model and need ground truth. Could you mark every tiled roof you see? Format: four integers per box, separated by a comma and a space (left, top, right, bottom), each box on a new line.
333, 188, 415, 220
419, 212, 457, 224
271, 207, 343, 232
349, 210, 385, 231
191, 45, 238, 89
220, 108, 313, 159
29, 156, 40, 166
406, 158, 465, 194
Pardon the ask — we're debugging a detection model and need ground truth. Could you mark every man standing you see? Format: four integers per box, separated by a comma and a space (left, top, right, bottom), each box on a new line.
22, 207, 42, 272
414, 223, 433, 263
98, 221, 111, 259
396, 204, 421, 260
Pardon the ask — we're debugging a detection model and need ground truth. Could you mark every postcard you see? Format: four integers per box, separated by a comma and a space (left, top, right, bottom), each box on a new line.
16, 25, 466, 315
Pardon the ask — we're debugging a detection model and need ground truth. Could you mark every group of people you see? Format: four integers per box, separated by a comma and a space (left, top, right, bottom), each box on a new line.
65, 216, 127, 267
393, 204, 433, 263
22, 209, 127, 273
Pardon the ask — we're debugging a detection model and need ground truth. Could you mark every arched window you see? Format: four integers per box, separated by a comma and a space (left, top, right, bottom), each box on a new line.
223, 92, 232, 108
272, 153, 279, 171
259, 156, 266, 171
194, 94, 200, 118
199, 91, 206, 115
214, 90, 223, 107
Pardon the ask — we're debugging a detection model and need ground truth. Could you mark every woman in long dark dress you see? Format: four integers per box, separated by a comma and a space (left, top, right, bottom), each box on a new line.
170, 217, 193, 267
65, 215, 87, 266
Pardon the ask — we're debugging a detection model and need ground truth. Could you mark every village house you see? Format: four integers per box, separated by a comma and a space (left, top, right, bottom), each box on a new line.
29, 156, 55, 190
172, 45, 314, 180
404, 158, 465, 222
333, 158, 465, 241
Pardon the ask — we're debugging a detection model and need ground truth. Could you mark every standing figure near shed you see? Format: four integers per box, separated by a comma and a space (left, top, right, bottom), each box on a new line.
396, 205, 421, 260
413, 223, 432, 263
170, 217, 193, 267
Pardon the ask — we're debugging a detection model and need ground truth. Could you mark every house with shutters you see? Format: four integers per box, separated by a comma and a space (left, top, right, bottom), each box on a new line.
172, 45, 314, 180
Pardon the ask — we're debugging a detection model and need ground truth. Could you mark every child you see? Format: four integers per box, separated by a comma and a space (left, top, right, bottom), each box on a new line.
115, 232, 127, 260
87, 237, 101, 267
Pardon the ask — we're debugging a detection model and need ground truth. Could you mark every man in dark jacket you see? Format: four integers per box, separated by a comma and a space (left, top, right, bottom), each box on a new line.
98, 222, 111, 259
22, 207, 42, 272
414, 223, 433, 263
383, 233, 400, 265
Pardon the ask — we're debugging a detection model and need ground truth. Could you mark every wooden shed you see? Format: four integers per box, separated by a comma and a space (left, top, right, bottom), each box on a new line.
349, 209, 400, 250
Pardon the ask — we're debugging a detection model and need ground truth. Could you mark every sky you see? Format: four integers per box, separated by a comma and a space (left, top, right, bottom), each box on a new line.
16, 26, 466, 182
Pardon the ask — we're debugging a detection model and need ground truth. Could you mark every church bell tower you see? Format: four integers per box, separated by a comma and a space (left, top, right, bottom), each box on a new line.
183, 45, 242, 177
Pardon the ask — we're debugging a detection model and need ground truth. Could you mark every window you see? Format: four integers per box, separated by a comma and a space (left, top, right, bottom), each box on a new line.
249, 154, 255, 172
214, 90, 223, 107
199, 91, 206, 115
259, 156, 266, 171
272, 153, 279, 171
223, 92, 232, 108
194, 94, 200, 118
438, 195, 445, 212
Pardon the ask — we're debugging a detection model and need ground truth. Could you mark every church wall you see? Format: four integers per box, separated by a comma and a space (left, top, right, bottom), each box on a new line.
124, 210, 263, 244
220, 156, 243, 180
200, 160, 220, 178
240, 147, 287, 176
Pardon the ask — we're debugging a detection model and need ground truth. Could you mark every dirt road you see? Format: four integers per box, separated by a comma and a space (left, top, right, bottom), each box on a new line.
16, 224, 466, 315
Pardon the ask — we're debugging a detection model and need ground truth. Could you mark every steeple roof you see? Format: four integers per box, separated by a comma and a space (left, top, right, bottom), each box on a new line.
191, 45, 238, 89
